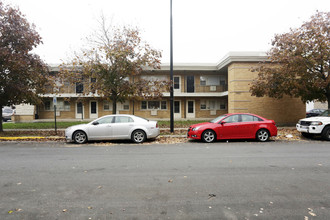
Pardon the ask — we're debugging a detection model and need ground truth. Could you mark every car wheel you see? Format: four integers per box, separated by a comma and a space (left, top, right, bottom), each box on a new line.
321, 126, 330, 141
132, 130, 146, 143
202, 130, 216, 143
301, 132, 314, 139
256, 129, 269, 142
73, 131, 87, 144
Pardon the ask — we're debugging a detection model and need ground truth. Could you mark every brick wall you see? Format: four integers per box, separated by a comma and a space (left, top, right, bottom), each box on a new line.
228, 63, 305, 125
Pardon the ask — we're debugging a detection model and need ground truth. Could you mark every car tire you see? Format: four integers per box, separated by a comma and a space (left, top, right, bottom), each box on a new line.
73, 131, 88, 144
131, 130, 146, 143
202, 130, 216, 143
301, 132, 314, 139
256, 129, 269, 142
321, 126, 330, 141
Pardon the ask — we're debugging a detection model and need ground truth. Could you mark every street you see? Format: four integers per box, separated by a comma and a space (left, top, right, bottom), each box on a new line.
0, 140, 329, 220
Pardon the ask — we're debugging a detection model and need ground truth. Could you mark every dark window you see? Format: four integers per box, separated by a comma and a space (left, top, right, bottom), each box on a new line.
187, 76, 194, 93
148, 101, 160, 109
174, 77, 180, 89
161, 101, 167, 110
174, 101, 180, 113
45, 101, 51, 110
76, 82, 84, 93
91, 102, 97, 114
188, 101, 194, 113
141, 101, 147, 110
77, 102, 83, 114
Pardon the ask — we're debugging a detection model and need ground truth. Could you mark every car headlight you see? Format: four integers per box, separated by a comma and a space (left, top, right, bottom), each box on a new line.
192, 127, 200, 131
310, 121, 323, 126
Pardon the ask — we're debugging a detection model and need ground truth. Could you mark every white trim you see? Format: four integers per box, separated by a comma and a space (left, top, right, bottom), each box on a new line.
186, 100, 195, 119
174, 100, 181, 119
89, 100, 98, 119
75, 102, 85, 119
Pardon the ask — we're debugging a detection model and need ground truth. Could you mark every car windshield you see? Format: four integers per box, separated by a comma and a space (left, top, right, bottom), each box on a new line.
319, 110, 330, 117
210, 115, 227, 123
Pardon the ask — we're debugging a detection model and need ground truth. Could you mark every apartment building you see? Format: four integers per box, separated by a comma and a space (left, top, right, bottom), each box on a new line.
15, 52, 305, 125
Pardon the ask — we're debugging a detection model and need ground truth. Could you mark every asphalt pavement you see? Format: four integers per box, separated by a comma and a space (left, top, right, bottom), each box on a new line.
0, 141, 329, 219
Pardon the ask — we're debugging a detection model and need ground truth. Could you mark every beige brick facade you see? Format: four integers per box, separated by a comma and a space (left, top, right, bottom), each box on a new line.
13, 52, 306, 125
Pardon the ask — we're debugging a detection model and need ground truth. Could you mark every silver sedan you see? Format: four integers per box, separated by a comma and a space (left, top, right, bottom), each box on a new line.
65, 114, 160, 144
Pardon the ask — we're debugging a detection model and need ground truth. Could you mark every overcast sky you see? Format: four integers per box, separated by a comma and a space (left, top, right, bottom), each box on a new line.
3, 0, 330, 65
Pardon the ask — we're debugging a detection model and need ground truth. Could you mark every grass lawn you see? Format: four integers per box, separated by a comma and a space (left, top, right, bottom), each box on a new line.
2, 120, 208, 130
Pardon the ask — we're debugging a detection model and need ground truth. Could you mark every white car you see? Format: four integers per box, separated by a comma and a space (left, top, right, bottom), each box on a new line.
65, 114, 160, 144
296, 109, 330, 141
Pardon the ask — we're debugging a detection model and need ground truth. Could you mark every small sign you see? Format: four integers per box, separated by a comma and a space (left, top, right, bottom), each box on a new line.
53, 96, 57, 106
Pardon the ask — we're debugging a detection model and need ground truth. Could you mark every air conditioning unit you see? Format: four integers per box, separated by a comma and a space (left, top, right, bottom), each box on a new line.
210, 86, 216, 91
151, 110, 158, 116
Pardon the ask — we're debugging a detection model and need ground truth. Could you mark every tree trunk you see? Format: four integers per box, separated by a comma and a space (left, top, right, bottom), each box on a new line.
0, 106, 3, 132
112, 99, 117, 115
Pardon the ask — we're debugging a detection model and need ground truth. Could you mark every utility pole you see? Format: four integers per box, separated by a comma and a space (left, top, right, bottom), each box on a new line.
170, 0, 174, 133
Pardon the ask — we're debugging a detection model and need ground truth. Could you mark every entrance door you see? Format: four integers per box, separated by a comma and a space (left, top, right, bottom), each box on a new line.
186, 100, 195, 118
174, 100, 181, 119
90, 101, 98, 119
76, 102, 84, 119
187, 76, 194, 93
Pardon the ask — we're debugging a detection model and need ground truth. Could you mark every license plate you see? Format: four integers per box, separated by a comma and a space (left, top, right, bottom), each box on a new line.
300, 125, 309, 129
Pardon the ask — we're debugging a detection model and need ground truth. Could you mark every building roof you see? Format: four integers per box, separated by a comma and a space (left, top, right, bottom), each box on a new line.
48, 51, 268, 72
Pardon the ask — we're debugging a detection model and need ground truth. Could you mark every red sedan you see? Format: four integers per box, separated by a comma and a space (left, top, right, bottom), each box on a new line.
187, 113, 277, 143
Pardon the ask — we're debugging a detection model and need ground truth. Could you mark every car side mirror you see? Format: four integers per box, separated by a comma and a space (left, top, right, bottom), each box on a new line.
220, 121, 226, 125
92, 121, 99, 126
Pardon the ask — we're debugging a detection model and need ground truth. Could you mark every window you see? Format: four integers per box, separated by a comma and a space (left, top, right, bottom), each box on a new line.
45, 101, 51, 110
174, 101, 180, 113
76, 82, 84, 93
240, 114, 263, 122
141, 101, 147, 110
44, 100, 70, 111
241, 114, 255, 122
200, 77, 206, 86
161, 101, 167, 110
115, 116, 134, 123
141, 101, 167, 110
141, 75, 168, 91
97, 116, 114, 124
200, 100, 207, 110
223, 115, 240, 123
123, 104, 129, 110
200, 75, 227, 86
219, 101, 226, 110
118, 100, 129, 111
104, 101, 110, 111
174, 76, 180, 89
200, 99, 226, 110
63, 101, 71, 111
148, 101, 160, 109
